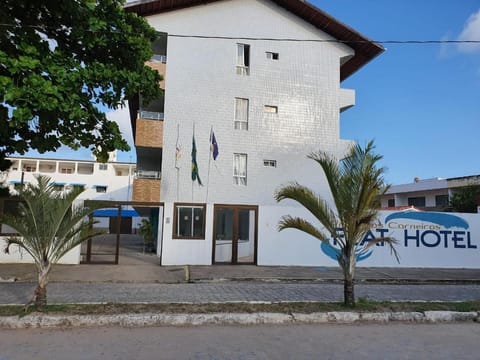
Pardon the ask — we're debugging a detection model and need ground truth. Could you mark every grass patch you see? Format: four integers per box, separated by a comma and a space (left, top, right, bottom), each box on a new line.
0, 300, 479, 317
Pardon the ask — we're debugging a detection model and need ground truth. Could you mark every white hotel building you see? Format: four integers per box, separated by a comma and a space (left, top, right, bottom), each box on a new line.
126, 0, 384, 266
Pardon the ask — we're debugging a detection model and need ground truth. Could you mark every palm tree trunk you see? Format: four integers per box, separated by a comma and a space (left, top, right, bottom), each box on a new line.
342, 246, 356, 307
344, 277, 355, 307
34, 266, 50, 310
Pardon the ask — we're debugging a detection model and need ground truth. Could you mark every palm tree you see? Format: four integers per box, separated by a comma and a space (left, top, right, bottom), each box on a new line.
1, 175, 102, 310
275, 141, 399, 306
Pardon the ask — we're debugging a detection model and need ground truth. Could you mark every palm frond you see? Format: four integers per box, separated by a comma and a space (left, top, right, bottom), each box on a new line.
278, 215, 330, 243
275, 183, 339, 237
1, 175, 100, 268
361, 236, 400, 263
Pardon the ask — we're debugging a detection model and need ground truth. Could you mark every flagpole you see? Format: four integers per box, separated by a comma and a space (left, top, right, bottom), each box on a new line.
175, 124, 180, 201
192, 122, 195, 203
206, 126, 213, 203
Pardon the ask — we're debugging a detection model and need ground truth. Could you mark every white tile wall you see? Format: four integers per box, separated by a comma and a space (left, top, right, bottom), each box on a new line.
146, 0, 358, 265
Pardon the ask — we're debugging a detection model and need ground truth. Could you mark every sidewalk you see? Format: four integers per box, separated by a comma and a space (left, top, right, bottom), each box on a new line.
2, 263, 480, 328
1, 262, 480, 284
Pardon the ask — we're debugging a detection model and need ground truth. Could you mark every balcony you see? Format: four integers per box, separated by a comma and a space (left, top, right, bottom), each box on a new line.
146, 57, 166, 90
138, 110, 164, 121
136, 170, 161, 179
132, 178, 161, 203
135, 117, 163, 148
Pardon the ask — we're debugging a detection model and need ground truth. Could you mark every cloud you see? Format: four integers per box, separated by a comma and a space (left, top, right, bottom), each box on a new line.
457, 9, 480, 53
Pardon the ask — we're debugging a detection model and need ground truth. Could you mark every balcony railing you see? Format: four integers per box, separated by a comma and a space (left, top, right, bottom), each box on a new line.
135, 170, 161, 179
138, 110, 164, 121
151, 54, 167, 63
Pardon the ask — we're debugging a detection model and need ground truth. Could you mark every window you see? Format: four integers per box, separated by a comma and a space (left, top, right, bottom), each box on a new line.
387, 199, 395, 207
263, 160, 277, 168
435, 194, 449, 207
234, 98, 249, 130
408, 196, 425, 207
264, 105, 278, 113
61, 168, 73, 174
236, 43, 250, 75
53, 184, 64, 192
173, 204, 206, 239
95, 186, 107, 193
99, 164, 108, 171
233, 153, 247, 186
72, 184, 85, 191
266, 51, 279, 60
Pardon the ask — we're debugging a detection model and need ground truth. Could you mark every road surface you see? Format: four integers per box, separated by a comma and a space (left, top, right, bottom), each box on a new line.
1, 323, 479, 359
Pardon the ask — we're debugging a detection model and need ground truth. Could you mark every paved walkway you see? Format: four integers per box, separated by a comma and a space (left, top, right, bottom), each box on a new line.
1, 282, 480, 305
2, 263, 480, 283
2, 263, 480, 305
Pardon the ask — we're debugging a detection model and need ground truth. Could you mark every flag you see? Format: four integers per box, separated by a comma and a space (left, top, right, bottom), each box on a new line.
191, 135, 202, 185
175, 144, 181, 169
210, 129, 219, 160
175, 124, 181, 169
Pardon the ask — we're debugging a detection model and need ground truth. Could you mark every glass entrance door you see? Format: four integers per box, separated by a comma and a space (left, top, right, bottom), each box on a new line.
213, 205, 257, 264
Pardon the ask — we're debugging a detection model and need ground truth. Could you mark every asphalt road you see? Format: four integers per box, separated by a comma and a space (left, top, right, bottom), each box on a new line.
1, 282, 480, 304
1, 323, 480, 359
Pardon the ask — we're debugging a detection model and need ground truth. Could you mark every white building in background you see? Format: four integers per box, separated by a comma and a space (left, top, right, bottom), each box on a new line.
0, 154, 139, 264
1, 155, 135, 202
381, 175, 480, 212
126, 0, 386, 266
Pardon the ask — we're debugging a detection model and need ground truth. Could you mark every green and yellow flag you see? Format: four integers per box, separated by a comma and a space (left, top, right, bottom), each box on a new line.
191, 135, 202, 185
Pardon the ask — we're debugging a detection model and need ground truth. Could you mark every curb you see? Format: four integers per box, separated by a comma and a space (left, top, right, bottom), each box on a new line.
1, 311, 478, 329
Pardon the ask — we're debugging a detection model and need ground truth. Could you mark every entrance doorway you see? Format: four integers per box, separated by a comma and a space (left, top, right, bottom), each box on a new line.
212, 205, 257, 264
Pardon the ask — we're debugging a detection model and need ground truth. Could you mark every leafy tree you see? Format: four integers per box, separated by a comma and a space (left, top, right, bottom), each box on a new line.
1, 175, 102, 310
275, 141, 399, 306
449, 185, 480, 213
0, 0, 162, 170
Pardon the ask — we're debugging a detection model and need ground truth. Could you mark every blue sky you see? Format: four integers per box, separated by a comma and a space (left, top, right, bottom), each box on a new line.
24, 0, 480, 185
318, 0, 480, 184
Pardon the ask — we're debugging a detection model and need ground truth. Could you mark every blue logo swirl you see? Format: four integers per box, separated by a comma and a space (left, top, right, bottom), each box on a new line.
385, 210, 469, 229
320, 241, 373, 262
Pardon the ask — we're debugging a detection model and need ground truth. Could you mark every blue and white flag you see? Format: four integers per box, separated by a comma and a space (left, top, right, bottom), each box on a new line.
210, 129, 219, 160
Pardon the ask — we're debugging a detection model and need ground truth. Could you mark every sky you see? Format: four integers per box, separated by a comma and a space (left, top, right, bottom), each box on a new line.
23, 0, 480, 185
316, 0, 480, 184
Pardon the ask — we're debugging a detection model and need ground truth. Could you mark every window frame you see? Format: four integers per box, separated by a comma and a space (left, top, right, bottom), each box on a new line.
233, 153, 248, 186
264, 105, 278, 114
95, 185, 107, 193
266, 51, 279, 60
173, 203, 207, 240
263, 159, 277, 168
236, 43, 250, 75
234, 97, 249, 130
408, 196, 426, 207
99, 164, 108, 171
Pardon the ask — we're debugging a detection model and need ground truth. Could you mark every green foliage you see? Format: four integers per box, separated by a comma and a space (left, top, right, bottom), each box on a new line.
138, 217, 155, 252
449, 186, 480, 213
0, 0, 162, 170
1, 175, 103, 308
275, 141, 399, 306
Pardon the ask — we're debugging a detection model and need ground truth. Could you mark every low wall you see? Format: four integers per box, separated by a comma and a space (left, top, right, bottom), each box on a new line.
0, 238, 81, 264
259, 208, 480, 268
